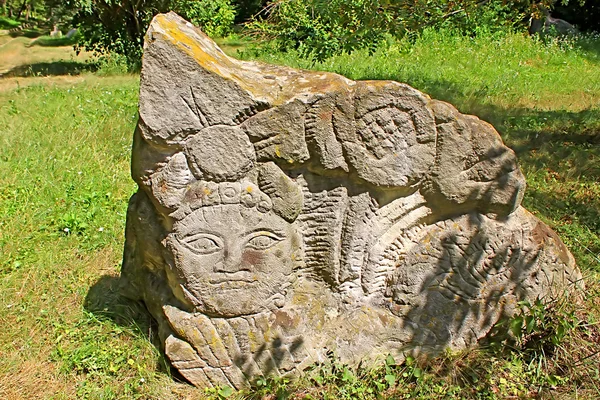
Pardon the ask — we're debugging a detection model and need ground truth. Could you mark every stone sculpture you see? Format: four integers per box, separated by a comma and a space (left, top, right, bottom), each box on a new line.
121, 12, 582, 389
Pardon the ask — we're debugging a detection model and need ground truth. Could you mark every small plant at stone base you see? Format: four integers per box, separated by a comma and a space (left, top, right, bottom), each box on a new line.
253, 375, 292, 399
256, 352, 432, 399
484, 284, 600, 395
205, 384, 236, 399
487, 294, 578, 360
512, 298, 577, 354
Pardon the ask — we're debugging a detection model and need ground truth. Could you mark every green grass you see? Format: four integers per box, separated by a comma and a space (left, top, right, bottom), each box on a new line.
0, 29, 599, 399
0, 78, 178, 398
214, 35, 253, 56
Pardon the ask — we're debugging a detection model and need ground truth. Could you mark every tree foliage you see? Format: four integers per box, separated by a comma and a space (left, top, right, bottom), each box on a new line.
555, 0, 600, 32
249, 0, 397, 61
174, 0, 236, 37
233, 0, 267, 22
248, 0, 569, 61
4, 0, 593, 70
2, 0, 44, 20
71, 0, 236, 70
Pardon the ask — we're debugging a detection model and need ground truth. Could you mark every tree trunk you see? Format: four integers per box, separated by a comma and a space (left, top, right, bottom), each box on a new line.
16, 0, 27, 19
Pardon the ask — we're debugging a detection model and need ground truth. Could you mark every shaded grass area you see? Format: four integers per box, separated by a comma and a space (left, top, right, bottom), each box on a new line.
9, 28, 44, 39
1, 60, 97, 78
31, 33, 80, 47
0, 35, 92, 78
0, 29, 599, 399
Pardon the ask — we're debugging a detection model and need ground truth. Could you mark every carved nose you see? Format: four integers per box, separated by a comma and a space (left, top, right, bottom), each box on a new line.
214, 245, 249, 273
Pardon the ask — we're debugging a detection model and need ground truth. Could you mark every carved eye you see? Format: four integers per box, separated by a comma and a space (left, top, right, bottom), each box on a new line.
182, 234, 222, 255
245, 232, 283, 250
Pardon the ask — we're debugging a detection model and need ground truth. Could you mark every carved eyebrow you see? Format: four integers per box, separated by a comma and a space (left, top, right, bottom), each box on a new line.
173, 210, 210, 237
176, 229, 224, 240
181, 232, 223, 241
242, 227, 286, 238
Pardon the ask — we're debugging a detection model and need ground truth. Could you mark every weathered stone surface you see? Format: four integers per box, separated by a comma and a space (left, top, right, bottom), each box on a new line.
121, 12, 582, 389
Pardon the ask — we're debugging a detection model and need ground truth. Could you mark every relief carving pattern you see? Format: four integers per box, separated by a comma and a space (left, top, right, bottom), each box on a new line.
121, 13, 582, 388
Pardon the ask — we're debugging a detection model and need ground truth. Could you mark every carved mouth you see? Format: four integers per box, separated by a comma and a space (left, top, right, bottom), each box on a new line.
208, 273, 259, 285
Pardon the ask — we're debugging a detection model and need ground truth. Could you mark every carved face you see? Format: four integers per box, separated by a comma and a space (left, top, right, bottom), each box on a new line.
165, 204, 300, 317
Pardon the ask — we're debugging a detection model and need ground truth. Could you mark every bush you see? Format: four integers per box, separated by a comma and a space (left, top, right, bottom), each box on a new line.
248, 0, 399, 61
248, 0, 564, 61
72, 1, 151, 71
176, 0, 236, 38
0, 15, 21, 29
72, 0, 237, 71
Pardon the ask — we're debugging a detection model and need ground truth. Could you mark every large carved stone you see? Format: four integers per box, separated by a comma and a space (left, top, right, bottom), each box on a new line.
121, 12, 582, 389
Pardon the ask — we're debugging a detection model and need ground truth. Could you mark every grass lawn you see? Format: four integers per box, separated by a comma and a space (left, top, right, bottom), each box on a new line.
0, 30, 599, 399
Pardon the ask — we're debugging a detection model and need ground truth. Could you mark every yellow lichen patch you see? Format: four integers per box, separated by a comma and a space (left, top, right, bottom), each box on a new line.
150, 14, 235, 75
247, 330, 259, 352
148, 13, 359, 106
148, 14, 275, 102
190, 330, 204, 345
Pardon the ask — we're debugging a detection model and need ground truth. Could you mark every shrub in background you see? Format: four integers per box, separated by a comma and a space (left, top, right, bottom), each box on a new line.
175, 0, 236, 37
555, 0, 600, 32
234, 0, 267, 23
72, 0, 237, 71
248, 0, 568, 61
248, 0, 397, 61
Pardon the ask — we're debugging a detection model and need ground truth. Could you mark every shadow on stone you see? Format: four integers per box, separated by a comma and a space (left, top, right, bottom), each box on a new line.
391, 76, 599, 262
399, 160, 581, 354
234, 335, 305, 381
